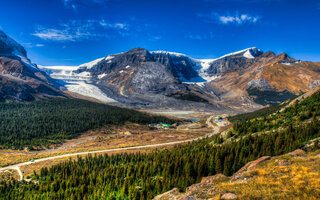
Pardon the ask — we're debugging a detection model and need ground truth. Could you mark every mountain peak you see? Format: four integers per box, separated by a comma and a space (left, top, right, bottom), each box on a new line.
0, 30, 27, 57
126, 47, 148, 54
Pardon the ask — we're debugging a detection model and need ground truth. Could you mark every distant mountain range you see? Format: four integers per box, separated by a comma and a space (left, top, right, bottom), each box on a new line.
1, 30, 320, 112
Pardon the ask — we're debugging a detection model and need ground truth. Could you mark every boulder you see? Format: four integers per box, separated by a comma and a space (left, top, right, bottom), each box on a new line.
186, 183, 206, 194
201, 173, 229, 184
237, 156, 271, 174
153, 188, 180, 200
288, 149, 306, 157
221, 192, 238, 199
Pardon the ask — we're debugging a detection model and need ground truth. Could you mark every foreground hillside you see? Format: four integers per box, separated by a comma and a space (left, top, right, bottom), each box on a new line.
154, 149, 320, 200
0, 86, 320, 199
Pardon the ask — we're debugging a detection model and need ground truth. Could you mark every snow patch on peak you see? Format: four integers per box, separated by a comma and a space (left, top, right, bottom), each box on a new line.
98, 73, 107, 79
80, 57, 104, 69
17, 55, 39, 71
150, 50, 191, 58
243, 50, 255, 59
215, 47, 259, 60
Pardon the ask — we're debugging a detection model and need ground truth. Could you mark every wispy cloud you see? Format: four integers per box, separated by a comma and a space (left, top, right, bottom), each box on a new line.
32, 19, 129, 41
32, 28, 76, 41
99, 20, 129, 30
198, 12, 260, 25
219, 14, 259, 24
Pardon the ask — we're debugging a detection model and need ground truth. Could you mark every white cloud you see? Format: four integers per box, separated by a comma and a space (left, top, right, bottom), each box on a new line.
99, 20, 129, 30
36, 44, 44, 47
32, 19, 129, 41
32, 28, 76, 41
198, 12, 260, 25
219, 14, 259, 24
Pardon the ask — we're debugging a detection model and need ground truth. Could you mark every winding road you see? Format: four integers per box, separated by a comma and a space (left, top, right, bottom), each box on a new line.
0, 115, 224, 181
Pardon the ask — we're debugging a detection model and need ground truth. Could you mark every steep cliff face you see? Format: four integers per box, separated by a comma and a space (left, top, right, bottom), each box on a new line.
0, 30, 64, 102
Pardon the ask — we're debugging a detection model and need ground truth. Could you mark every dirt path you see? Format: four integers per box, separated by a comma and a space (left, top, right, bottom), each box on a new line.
0, 116, 223, 181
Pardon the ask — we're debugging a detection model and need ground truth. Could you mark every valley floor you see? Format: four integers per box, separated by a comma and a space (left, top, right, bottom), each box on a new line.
0, 115, 226, 181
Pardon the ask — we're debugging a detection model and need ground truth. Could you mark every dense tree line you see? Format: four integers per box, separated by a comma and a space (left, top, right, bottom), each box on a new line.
0, 99, 175, 150
0, 110, 319, 199
228, 100, 291, 123
233, 92, 320, 135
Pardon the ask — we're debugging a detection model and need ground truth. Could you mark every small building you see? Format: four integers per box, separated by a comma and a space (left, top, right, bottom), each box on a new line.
158, 123, 171, 128
190, 119, 200, 123
215, 116, 223, 121
149, 123, 171, 129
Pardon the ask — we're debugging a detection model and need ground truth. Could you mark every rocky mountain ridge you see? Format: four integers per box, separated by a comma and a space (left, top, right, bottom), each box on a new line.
0, 30, 64, 101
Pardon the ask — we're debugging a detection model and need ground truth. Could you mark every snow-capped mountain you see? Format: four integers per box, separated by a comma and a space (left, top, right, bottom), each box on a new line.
39, 46, 320, 112
0, 30, 64, 101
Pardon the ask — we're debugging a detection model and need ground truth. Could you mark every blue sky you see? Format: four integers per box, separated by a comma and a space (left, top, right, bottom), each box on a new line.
0, 0, 319, 65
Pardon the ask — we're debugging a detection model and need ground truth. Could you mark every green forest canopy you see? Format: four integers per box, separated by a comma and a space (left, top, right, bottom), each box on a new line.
0, 99, 175, 150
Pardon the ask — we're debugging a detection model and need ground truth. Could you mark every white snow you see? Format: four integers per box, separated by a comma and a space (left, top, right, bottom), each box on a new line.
125, 65, 130, 69
65, 82, 116, 103
38, 65, 80, 70
79, 57, 104, 69
119, 70, 124, 74
77, 71, 91, 77
150, 51, 188, 57
196, 82, 205, 87
17, 55, 39, 71
282, 63, 292, 66
38, 66, 91, 81
243, 50, 255, 59
106, 55, 114, 60
98, 73, 107, 79
207, 47, 258, 61
39, 65, 116, 102
0, 31, 40, 71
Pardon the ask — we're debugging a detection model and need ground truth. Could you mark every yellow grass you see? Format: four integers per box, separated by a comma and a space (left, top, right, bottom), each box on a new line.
217, 151, 320, 200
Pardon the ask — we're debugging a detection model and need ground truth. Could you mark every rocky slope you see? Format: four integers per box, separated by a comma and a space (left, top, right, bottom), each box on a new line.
0, 30, 64, 101
153, 149, 320, 200
40, 47, 320, 112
